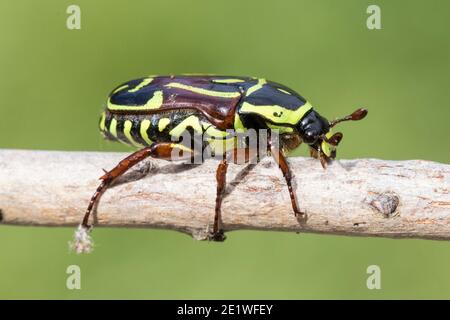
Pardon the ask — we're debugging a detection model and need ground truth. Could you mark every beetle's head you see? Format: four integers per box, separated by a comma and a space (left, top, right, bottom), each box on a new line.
297, 108, 368, 168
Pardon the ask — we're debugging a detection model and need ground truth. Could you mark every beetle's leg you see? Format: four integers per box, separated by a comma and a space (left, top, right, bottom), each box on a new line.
210, 159, 228, 242
317, 145, 328, 169
309, 146, 328, 169
309, 147, 319, 159
82, 143, 194, 229
209, 146, 260, 241
268, 139, 304, 217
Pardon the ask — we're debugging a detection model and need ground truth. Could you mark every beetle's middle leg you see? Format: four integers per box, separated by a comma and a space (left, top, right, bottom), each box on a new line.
209, 146, 260, 241
211, 159, 228, 242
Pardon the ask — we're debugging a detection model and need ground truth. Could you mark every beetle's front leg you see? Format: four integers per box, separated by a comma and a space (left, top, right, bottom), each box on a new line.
309, 146, 329, 169
268, 138, 305, 217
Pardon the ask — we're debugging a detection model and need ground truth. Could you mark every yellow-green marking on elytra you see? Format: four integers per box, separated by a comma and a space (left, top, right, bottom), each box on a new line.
112, 84, 129, 94
212, 79, 245, 84
165, 82, 241, 98
246, 78, 267, 97
277, 88, 291, 95
128, 78, 153, 93
108, 91, 163, 111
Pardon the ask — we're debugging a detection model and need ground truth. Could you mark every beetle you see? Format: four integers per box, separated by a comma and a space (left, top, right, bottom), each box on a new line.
81, 75, 367, 241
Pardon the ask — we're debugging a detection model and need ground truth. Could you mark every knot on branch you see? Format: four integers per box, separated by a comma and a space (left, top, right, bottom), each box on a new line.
368, 192, 400, 217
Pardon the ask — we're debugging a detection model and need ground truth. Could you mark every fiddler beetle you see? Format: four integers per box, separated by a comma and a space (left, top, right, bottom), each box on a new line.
82, 75, 367, 241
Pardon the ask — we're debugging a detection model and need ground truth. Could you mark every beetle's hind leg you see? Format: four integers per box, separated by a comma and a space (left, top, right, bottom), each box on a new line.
82, 142, 195, 229
83, 147, 153, 229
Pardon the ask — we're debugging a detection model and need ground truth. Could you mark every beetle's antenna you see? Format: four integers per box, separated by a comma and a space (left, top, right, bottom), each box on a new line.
329, 108, 368, 128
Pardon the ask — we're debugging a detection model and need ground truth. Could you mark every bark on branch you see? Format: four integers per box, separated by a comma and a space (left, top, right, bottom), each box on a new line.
0, 149, 449, 241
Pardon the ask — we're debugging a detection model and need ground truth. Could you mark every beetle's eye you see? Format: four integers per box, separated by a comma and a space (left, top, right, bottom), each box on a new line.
303, 131, 318, 144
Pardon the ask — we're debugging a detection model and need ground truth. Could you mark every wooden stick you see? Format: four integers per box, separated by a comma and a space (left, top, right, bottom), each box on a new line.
0, 149, 449, 242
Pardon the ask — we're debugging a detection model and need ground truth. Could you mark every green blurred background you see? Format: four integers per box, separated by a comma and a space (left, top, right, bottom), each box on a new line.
0, 0, 449, 299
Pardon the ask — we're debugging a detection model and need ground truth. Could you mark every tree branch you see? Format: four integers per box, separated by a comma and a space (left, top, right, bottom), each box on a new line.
0, 149, 449, 241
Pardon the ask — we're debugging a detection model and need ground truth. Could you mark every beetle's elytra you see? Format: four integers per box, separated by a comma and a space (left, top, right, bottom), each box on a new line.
82, 75, 367, 241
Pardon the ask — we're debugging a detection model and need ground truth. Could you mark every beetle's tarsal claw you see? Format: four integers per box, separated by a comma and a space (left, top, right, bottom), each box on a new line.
69, 224, 94, 254
319, 152, 330, 169
294, 210, 306, 218
295, 211, 308, 224
207, 230, 227, 242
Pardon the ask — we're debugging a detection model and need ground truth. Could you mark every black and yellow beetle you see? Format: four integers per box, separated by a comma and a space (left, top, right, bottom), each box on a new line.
82, 75, 367, 241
